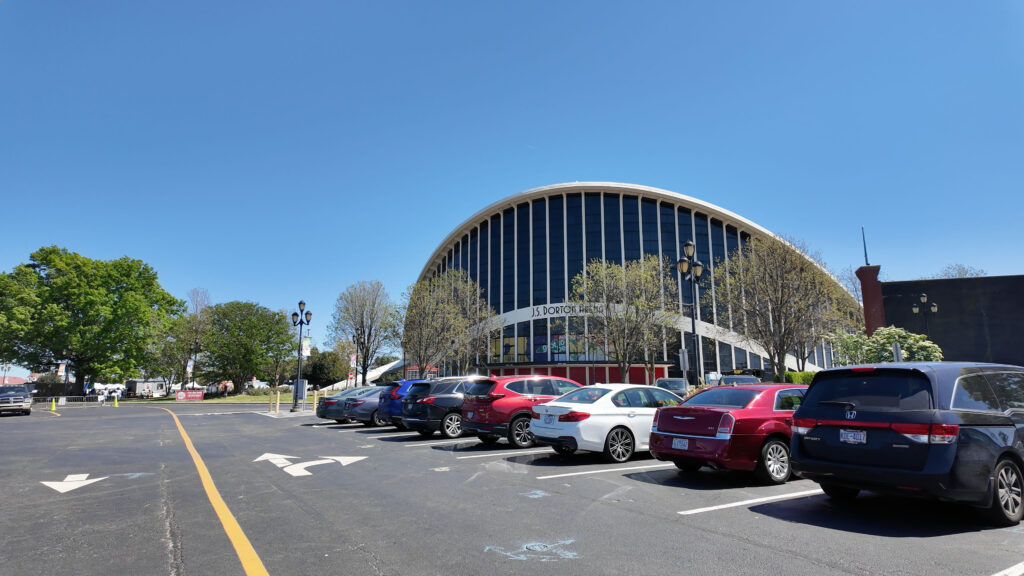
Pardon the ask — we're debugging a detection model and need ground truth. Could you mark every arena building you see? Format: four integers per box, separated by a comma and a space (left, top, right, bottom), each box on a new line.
418, 182, 839, 385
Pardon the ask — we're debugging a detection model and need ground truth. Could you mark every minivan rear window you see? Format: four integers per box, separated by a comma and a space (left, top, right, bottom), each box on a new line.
805, 370, 932, 411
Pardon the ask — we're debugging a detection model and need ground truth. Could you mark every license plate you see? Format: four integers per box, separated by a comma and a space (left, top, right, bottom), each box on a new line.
672, 438, 689, 450
466, 411, 473, 420
543, 415, 554, 425
839, 429, 867, 444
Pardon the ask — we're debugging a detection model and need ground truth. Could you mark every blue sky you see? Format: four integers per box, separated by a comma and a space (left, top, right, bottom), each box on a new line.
2, 2, 1022, 375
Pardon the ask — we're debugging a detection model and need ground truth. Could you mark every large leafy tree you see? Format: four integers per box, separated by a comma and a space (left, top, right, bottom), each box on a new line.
203, 301, 294, 393
328, 281, 399, 385
0, 266, 37, 368
830, 326, 942, 364
301, 347, 350, 389
708, 236, 859, 382
3, 246, 182, 391
568, 255, 679, 384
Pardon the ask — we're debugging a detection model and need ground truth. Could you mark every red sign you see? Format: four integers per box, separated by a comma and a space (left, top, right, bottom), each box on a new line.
175, 390, 205, 401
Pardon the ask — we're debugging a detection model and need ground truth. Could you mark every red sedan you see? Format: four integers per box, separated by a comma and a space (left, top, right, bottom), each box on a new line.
649, 384, 807, 484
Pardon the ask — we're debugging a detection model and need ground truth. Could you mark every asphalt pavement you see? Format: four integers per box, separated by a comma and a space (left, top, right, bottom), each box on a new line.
2, 403, 1022, 576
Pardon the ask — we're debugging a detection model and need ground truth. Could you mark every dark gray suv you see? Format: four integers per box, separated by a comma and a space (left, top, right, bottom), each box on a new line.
791, 362, 1024, 526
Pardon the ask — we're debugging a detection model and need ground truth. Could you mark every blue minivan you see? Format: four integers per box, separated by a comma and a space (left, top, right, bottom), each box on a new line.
791, 362, 1024, 526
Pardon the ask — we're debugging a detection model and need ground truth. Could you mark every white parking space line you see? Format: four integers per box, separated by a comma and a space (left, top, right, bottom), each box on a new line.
678, 488, 823, 516
344, 431, 416, 438
991, 561, 1024, 576
455, 449, 552, 460
536, 463, 675, 480
404, 439, 473, 447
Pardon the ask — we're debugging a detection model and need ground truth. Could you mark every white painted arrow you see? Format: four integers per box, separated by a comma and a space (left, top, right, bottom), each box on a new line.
282, 456, 367, 477
41, 474, 109, 494
253, 453, 299, 468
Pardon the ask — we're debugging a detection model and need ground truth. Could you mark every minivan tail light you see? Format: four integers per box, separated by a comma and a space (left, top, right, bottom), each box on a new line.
891, 422, 930, 443
717, 413, 735, 435
929, 424, 959, 444
558, 411, 590, 422
792, 418, 816, 435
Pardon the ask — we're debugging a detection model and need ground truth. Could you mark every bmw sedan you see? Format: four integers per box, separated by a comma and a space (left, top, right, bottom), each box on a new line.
531, 384, 683, 463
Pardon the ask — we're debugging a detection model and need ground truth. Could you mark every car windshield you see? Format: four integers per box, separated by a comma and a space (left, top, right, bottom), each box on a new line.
657, 380, 687, 391
721, 376, 760, 384
805, 369, 933, 411
557, 387, 610, 404
0, 385, 27, 394
683, 388, 758, 408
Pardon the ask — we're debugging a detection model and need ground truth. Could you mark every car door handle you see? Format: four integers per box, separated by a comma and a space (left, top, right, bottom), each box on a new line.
628, 411, 636, 417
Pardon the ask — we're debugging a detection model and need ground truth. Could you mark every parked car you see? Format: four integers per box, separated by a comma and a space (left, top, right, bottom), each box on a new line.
462, 376, 583, 448
532, 384, 684, 462
379, 379, 424, 429
791, 362, 1024, 526
373, 382, 402, 426
655, 378, 691, 395
401, 378, 472, 438
719, 375, 762, 385
649, 384, 807, 484
316, 387, 382, 422
0, 384, 34, 416
341, 385, 390, 426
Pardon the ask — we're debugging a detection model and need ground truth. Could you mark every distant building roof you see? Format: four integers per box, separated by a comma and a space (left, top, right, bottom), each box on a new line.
2, 376, 28, 385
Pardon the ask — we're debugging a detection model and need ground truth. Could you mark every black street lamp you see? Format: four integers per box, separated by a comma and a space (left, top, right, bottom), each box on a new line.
912, 293, 938, 337
290, 300, 312, 412
677, 240, 705, 386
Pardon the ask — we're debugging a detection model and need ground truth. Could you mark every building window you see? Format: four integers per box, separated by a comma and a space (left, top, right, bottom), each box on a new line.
678, 207, 694, 313
517, 203, 531, 310
502, 208, 515, 313
551, 316, 567, 362
479, 220, 488, 302
532, 199, 547, 306
719, 342, 734, 372
710, 218, 725, 326
517, 321, 530, 362
566, 194, 584, 291
623, 195, 640, 261
502, 324, 515, 363
604, 194, 622, 265
642, 197, 659, 257
549, 195, 565, 304
533, 318, 548, 363
694, 213, 712, 323
585, 193, 603, 264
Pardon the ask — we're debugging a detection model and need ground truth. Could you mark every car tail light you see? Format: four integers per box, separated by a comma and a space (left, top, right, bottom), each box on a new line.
350, 401, 365, 407
324, 399, 338, 406
531, 410, 540, 419
717, 413, 735, 435
558, 411, 590, 422
487, 393, 506, 401
793, 418, 817, 435
850, 367, 876, 373
390, 390, 401, 399
891, 422, 930, 443
417, 397, 436, 404
929, 424, 959, 444
652, 409, 660, 428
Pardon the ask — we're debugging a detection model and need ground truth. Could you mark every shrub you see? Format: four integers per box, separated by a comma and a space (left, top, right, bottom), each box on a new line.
784, 371, 815, 385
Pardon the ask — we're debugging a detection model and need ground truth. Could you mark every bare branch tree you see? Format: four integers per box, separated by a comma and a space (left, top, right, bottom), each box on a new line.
328, 281, 398, 385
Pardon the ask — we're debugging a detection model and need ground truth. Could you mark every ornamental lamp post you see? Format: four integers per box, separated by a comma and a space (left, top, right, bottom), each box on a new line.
911, 293, 938, 337
290, 301, 312, 412
677, 240, 705, 387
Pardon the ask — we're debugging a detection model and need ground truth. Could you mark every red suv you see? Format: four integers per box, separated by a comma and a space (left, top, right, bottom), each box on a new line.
462, 376, 583, 448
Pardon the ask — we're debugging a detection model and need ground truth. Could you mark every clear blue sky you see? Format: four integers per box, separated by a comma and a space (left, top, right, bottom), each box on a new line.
2, 2, 1022, 375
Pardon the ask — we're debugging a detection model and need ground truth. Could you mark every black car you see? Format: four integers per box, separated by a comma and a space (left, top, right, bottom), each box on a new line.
401, 378, 471, 438
791, 362, 1024, 526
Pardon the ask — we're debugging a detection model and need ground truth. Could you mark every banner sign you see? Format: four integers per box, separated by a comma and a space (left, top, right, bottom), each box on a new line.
57, 363, 66, 377
175, 390, 205, 401
186, 358, 194, 375
301, 337, 312, 358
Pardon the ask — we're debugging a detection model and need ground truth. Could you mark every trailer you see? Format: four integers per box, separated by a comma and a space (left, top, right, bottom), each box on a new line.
125, 380, 168, 398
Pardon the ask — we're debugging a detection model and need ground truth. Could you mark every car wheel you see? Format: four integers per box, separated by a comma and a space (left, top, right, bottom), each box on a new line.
478, 434, 500, 445
24, 408, 31, 416
603, 427, 635, 463
395, 421, 407, 430
440, 413, 463, 438
674, 461, 701, 473
334, 419, 349, 424
755, 439, 791, 485
554, 445, 576, 456
372, 410, 388, 427
508, 416, 534, 448
820, 482, 860, 502
417, 429, 435, 437
986, 458, 1024, 526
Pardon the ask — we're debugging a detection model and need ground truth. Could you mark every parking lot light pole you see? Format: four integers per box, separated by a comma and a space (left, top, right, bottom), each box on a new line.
677, 240, 705, 387
291, 301, 312, 412
911, 293, 938, 337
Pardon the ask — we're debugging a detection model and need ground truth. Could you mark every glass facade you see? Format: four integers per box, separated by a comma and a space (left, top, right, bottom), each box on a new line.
422, 185, 835, 376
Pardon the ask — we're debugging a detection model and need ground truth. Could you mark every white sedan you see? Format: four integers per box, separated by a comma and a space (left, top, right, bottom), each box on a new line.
530, 384, 684, 463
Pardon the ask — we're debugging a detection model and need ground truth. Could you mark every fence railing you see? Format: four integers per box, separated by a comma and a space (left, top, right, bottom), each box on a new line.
36, 396, 103, 407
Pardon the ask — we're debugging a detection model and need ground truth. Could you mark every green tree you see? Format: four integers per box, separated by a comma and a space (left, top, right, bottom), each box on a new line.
302, 347, 349, 389
829, 326, 942, 365
3, 246, 183, 391
827, 331, 870, 366
568, 255, 679, 384
204, 301, 294, 393
0, 266, 37, 368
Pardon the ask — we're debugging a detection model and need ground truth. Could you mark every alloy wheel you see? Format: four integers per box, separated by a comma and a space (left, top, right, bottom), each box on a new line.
998, 463, 1023, 519
510, 417, 533, 448
442, 413, 462, 438
605, 428, 634, 462
764, 442, 789, 481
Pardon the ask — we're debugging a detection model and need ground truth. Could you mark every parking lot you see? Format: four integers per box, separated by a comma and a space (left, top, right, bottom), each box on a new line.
2, 405, 1022, 576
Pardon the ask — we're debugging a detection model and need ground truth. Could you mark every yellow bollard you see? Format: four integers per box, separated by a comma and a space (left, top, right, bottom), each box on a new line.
114, 395, 119, 408
50, 398, 56, 411
268, 393, 273, 413
275, 390, 281, 413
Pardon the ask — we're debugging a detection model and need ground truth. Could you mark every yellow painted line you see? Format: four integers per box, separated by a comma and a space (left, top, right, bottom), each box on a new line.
161, 408, 269, 576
